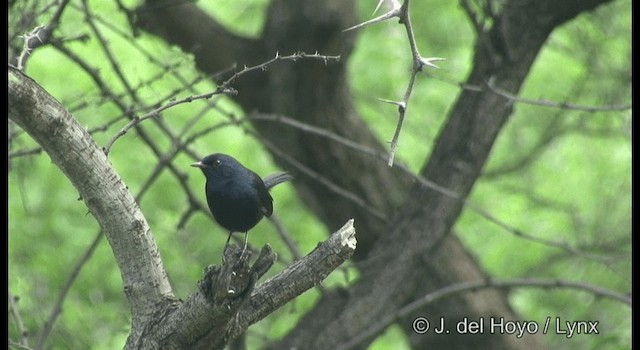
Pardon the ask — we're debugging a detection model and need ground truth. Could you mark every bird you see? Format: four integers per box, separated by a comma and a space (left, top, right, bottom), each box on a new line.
191, 153, 292, 254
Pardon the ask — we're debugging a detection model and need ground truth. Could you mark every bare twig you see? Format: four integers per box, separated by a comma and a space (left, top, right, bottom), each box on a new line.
243, 114, 614, 265
102, 85, 237, 155
8, 147, 42, 159
268, 215, 304, 262
8, 294, 30, 348
80, 0, 138, 99
250, 130, 387, 222
103, 52, 340, 155
49, 17, 220, 219
35, 232, 104, 350
425, 72, 631, 113
486, 79, 632, 112
221, 51, 341, 89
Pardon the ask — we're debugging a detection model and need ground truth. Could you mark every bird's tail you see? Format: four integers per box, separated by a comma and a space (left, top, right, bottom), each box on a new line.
263, 172, 293, 189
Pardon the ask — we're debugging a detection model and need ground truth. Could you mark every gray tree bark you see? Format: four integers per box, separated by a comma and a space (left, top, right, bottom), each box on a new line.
9, 66, 357, 350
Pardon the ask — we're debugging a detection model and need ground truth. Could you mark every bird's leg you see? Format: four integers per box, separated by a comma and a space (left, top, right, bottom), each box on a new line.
222, 231, 233, 256
243, 232, 249, 250
239, 232, 249, 259
225, 232, 233, 248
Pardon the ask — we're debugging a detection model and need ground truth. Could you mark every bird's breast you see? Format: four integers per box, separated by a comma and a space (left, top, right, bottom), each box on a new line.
205, 180, 266, 232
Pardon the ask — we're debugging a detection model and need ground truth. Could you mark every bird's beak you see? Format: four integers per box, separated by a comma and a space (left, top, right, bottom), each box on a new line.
191, 161, 205, 168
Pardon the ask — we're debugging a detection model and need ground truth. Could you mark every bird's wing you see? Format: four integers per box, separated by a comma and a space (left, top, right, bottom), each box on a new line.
258, 186, 274, 217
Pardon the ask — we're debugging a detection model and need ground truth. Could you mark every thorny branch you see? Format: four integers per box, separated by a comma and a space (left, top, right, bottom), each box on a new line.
344, 0, 444, 166
16, 0, 71, 70
103, 52, 340, 154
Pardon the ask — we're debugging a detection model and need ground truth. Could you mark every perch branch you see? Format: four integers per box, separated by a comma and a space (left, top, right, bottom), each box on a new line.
134, 220, 356, 349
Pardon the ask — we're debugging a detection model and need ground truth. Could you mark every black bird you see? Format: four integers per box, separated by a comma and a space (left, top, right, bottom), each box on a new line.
191, 153, 292, 252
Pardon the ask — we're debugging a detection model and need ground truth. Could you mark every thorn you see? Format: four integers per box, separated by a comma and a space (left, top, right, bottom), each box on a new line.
419, 57, 446, 69
387, 151, 396, 167
374, 0, 402, 15
376, 98, 405, 111
342, 7, 401, 33
373, 0, 385, 15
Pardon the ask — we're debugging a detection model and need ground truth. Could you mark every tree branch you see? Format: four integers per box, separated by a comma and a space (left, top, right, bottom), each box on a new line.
9, 67, 174, 332
8, 294, 30, 348
344, 0, 444, 166
15, 0, 71, 70
35, 231, 104, 350
128, 220, 356, 349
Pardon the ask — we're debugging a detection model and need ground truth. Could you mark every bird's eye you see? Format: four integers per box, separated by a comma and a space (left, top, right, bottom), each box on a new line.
213, 159, 221, 167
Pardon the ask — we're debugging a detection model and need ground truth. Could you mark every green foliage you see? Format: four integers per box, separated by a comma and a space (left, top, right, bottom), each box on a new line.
369, 325, 411, 350
9, 0, 630, 349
